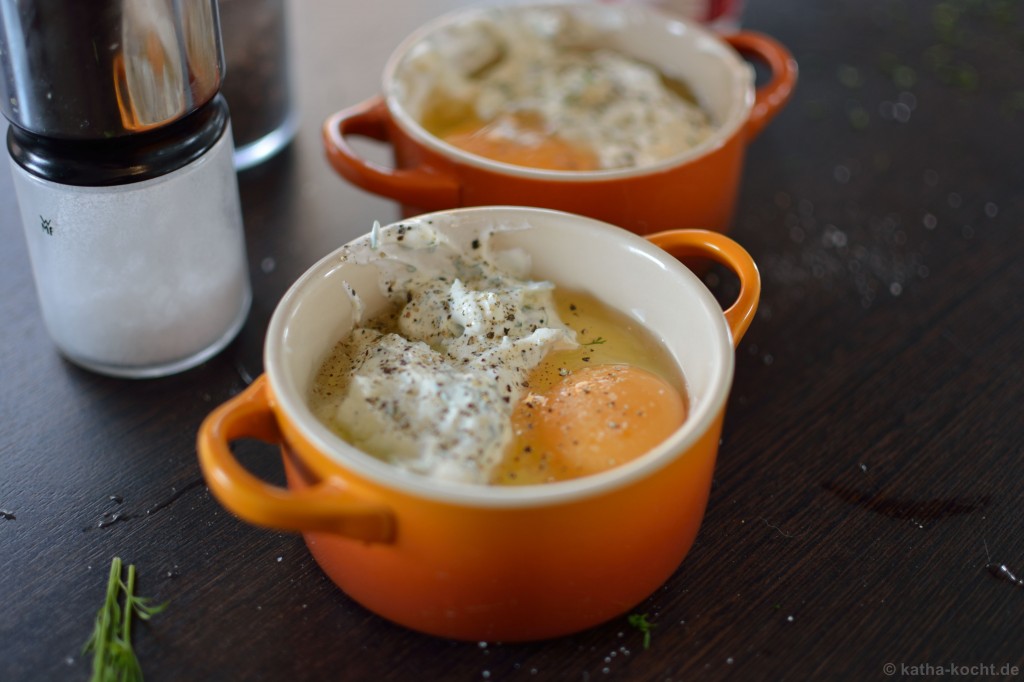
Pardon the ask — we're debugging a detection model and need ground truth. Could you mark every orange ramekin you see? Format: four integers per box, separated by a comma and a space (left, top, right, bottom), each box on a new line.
197, 206, 759, 641
323, 3, 796, 236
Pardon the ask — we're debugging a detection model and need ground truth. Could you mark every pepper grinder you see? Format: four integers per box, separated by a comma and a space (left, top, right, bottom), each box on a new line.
0, 0, 251, 378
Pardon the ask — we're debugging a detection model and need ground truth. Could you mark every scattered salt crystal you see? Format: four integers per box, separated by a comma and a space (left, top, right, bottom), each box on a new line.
727, 657, 734, 665
923, 213, 937, 230
261, 257, 276, 273
889, 282, 903, 296
985, 202, 999, 218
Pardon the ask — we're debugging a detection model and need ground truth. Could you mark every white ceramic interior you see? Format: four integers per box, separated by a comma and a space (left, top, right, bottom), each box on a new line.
384, 2, 754, 180
265, 207, 734, 506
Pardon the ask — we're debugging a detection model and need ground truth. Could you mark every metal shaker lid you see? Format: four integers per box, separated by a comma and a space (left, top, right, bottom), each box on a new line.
0, 0, 223, 140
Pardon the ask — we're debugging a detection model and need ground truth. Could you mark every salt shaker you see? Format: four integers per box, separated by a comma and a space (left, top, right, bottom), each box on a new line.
0, 0, 251, 378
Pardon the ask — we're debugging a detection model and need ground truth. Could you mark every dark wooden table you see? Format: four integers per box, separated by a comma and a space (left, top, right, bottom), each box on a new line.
3, 1, 1023, 680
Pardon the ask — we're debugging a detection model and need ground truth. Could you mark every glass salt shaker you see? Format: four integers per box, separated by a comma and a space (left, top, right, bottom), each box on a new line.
0, 0, 251, 378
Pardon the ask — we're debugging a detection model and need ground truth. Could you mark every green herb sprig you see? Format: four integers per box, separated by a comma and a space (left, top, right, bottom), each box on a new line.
627, 612, 655, 649
582, 337, 607, 346
83, 557, 167, 682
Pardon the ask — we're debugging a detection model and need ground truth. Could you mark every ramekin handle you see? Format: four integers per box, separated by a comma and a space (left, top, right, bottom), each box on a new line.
322, 95, 460, 210
197, 376, 396, 543
646, 229, 761, 346
725, 32, 798, 141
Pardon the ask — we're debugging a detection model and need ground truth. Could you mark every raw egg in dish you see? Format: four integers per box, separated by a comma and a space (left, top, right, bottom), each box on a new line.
497, 364, 686, 484
411, 9, 715, 171
308, 219, 687, 486
491, 289, 687, 485
438, 112, 601, 171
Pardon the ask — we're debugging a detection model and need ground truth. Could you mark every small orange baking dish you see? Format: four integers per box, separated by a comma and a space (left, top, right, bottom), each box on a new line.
197, 206, 760, 641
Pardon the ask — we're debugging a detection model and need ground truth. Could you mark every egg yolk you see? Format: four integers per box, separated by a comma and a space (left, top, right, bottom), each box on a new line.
440, 113, 600, 171
492, 364, 686, 485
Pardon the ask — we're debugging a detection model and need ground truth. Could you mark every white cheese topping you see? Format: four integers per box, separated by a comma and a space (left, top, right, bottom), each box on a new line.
325, 218, 577, 483
398, 8, 716, 170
